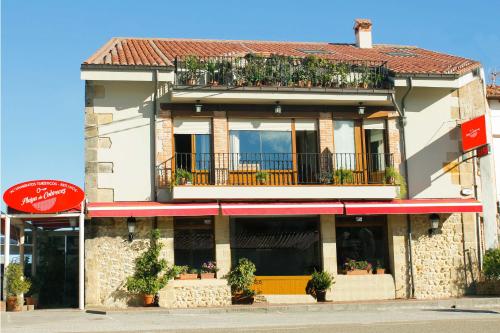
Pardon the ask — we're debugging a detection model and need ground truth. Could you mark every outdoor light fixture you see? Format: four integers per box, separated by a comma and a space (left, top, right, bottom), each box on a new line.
195, 100, 202, 113
428, 214, 440, 235
275, 101, 282, 114
127, 216, 137, 242
355, 216, 363, 223
358, 102, 365, 115
69, 218, 77, 231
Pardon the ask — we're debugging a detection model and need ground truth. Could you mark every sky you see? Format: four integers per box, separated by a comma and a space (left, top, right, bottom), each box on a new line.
1, 0, 499, 197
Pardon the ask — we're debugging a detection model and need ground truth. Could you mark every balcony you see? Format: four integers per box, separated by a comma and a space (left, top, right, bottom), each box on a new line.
174, 55, 390, 90
157, 152, 400, 200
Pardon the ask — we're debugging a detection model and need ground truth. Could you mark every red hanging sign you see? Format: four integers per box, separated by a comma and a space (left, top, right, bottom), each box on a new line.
461, 115, 487, 152
3, 180, 84, 214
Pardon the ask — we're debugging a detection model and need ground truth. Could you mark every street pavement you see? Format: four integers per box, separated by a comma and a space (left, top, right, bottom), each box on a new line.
1, 305, 500, 333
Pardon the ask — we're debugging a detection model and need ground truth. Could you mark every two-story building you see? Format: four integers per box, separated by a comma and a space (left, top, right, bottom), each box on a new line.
81, 19, 497, 308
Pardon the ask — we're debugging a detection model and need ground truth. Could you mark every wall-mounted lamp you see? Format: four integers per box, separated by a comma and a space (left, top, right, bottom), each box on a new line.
127, 216, 137, 242
69, 218, 77, 231
428, 214, 440, 235
355, 216, 363, 223
275, 101, 282, 114
195, 100, 202, 113
358, 102, 365, 115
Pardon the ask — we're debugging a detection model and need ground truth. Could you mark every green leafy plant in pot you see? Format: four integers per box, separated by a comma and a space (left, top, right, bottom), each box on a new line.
225, 258, 257, 304
126, 229, 171, 306
184, 55, 203, 85
255, 171, 269, 185
385, 166, 407, 198
334, 169, 354, 184
175, 168, 193, 185
5, 263, 31, 311
309, 270, 334, 302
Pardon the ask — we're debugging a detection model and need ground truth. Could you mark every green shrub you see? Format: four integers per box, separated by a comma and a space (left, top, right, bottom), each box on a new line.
310, 270, 334, 292
255, 171, 269, 183
175, 168, 193, 185
334, 169, 354, 184
5, 263, 31, 297
126, 229, 175, 295
385, 166, 407, 198
483, 248, 500, 280
225, 258, 256, 296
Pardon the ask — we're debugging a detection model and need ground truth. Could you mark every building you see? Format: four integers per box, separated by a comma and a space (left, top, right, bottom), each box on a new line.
79, 19, 497, 308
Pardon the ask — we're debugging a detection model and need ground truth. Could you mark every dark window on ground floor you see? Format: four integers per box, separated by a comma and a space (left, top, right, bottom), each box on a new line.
230, 216, 321, 276
174, 217, 215, 270
335, 215, 389, 273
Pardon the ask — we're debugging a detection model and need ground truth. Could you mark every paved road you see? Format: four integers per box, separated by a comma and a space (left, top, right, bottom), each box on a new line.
2, 307, 500, 333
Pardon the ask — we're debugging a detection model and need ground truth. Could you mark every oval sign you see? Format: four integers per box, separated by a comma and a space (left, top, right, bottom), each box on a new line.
3, 180, 84, 214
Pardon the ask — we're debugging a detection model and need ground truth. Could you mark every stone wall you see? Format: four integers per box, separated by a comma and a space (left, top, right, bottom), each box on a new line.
85, 217, 174, 308
158, 279, 231, 308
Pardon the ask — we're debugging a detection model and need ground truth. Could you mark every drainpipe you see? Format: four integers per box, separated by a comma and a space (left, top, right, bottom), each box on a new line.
151, 70, 159, 202
391, 76, 415, 298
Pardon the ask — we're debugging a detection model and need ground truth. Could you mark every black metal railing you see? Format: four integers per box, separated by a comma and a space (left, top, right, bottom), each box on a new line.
158, 152, 394, 187
174, 55, 390, 90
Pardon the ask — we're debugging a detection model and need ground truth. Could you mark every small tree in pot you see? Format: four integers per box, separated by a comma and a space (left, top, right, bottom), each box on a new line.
126, 229, 172, 306
225, 258, 257, 304
5, 263, 31, 311
309, 270, 334, 302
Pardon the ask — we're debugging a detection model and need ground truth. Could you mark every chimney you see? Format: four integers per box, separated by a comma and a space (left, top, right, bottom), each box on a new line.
354, 18, 372, 48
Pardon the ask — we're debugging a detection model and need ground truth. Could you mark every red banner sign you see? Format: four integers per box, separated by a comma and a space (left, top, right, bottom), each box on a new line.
461, 115, 487, 152
3, 180, 84, 214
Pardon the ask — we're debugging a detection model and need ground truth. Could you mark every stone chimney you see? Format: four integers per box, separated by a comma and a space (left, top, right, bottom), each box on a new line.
354, 18, 372, 48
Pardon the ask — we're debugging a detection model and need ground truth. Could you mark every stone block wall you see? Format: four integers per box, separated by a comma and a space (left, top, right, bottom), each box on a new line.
158, 279, 231, 308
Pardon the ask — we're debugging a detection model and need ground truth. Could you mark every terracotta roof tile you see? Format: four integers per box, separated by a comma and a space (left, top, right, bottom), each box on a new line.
83, 38, 480, 75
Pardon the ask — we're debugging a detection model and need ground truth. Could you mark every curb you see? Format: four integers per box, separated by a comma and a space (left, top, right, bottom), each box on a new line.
86, 296, 500, 315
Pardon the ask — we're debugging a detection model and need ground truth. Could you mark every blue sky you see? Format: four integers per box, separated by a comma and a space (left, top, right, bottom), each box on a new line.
1, 0, 499, 195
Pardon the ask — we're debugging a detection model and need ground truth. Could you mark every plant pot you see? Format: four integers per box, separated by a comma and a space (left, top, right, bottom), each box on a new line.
306, 80, 312, 88
200, 272, 216, 279
315, 290, 327, 302
210, 81, 219, 86
178, 177, 186, 185
257, 179, 266, 185
376, 268, 385, 275
232, 293, 254, 305
346, 269, 369, 275
178, 273, 198, 280
143, 294, 155, 306
25, 296, 34, 306
187, 79, 197, 85
297, 80, 305, 88
6, 296, 22, 312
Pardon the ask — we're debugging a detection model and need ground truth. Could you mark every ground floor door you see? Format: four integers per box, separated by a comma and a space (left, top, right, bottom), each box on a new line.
230, 216, 321, 294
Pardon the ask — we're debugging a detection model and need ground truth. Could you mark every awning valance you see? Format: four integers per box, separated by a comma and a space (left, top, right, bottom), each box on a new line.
87, 202, 220, 217
344, 199, 483, 215
220, 202, 344, 216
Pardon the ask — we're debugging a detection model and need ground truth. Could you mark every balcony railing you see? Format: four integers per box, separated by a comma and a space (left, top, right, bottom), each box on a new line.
174, 55, 391, 90
158, 152, 395, 187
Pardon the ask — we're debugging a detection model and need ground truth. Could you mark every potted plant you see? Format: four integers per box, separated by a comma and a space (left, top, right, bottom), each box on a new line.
206, 59, 218, 86
334, 169, 354, 184
200, 261, 218, 279
184, 55, 202, 85
344, 259, 372, 275
5, 263, 31, 312
175, 168, 193, 185
126, 229, 170, 306
225, 258, 257, 304
255, 171, 269, 185
375, 260, 385, 275
25, 275, 40, 308
319, 171, 332, 184
309, 270, 334, 302
177, 266, 199, 280
385, 166, 407, 198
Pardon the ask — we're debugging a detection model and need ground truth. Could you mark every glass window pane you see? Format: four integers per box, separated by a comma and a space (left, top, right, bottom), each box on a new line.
195, 134, 211, 170
366, 129, 386, 171
334, 120, 356, 169
261, 131, 292, 170
174, 218, 214, 270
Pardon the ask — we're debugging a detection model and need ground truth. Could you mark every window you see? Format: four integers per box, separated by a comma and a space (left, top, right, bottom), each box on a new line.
335, 216, 389, 273
174, 217, 214, 270
363, 119, 388, 183
334, 120, 356, 169
229, 130, 292, 170
230, 217, 321, 275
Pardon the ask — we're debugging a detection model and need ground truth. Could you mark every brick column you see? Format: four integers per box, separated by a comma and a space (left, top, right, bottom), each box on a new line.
215, 215, 231, 278
319, 112, 334, 153
212, 111, 229, 185
157, 110, 173, 187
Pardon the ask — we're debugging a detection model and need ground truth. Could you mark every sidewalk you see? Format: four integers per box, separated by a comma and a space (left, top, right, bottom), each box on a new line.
86, 296, 500, 314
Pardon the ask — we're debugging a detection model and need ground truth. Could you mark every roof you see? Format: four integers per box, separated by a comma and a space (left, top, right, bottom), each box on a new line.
487, 85, 500, 99
83, 37, 481, 76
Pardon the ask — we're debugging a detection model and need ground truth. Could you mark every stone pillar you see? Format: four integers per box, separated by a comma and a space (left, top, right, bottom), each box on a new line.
157, 216, 175, 265
215, 215, 231, 278
387, 215, 409, 299
319, 112, 334, 153
19, 224, 25, 270
212, 111, 229, 185
320, 215, 337, 275
31, 227, 37, 277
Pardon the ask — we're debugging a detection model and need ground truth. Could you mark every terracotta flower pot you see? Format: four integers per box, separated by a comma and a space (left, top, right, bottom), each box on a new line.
200, 272, 215, 279
25, 296, 34, 306
376, 268, 385, 275
346, 269, 369, 275
232, 293, 254, 305
316, 290, 327, 302
143, 294, 154, 306
178, 273, 198, 280
6, 296, 22, 312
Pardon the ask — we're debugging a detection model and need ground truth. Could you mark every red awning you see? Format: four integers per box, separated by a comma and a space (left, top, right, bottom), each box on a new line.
344, 199, 483, 215
87, 202, 220, 217
220, 202, 344, 216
